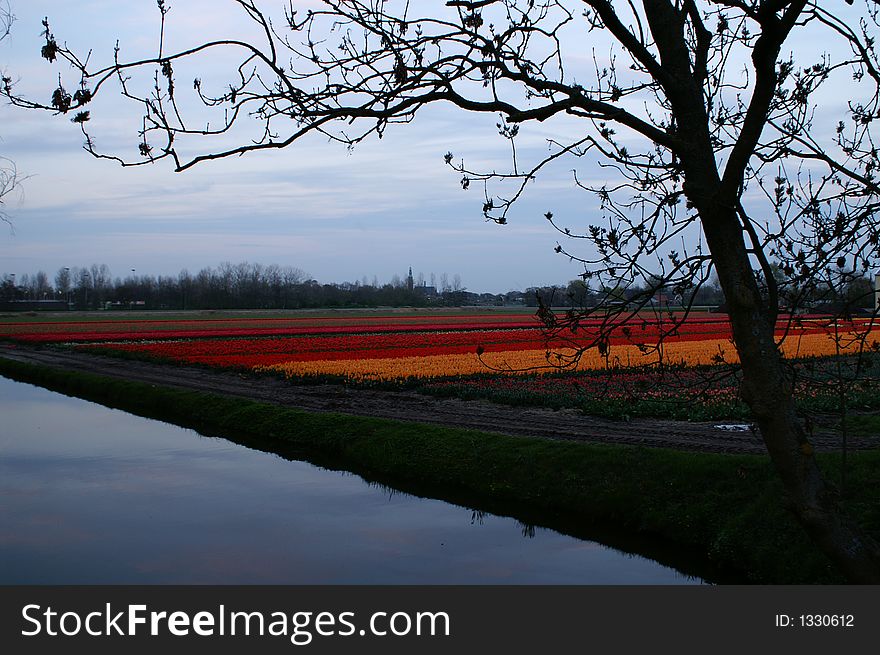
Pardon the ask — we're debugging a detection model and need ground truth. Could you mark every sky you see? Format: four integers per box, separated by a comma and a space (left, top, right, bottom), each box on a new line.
0, 0, 599, 293
0, 1, 867, 294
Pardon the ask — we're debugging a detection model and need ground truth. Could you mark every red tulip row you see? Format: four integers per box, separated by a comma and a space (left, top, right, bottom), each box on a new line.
0, 312, 536, 333
5, 320, 540, 343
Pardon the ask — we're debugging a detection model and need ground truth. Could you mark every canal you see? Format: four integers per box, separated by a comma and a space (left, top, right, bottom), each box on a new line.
0, 376, 706, 584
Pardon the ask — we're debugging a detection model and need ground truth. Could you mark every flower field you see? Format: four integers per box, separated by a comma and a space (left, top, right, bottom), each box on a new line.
3, 309, 879, 419
2, 310, 877, 381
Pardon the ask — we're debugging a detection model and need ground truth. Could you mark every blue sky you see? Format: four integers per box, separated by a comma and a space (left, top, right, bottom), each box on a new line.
0, 1, 594, 293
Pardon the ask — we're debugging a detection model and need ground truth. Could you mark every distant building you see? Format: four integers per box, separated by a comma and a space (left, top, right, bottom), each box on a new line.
875, 273, 880, 311
406, 267, 440, 297
650, 292, 672, 308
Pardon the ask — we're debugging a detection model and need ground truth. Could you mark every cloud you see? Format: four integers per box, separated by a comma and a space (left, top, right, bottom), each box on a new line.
1, 1, 614, 292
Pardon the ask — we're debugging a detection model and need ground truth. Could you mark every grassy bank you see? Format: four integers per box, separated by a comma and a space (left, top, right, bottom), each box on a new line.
2, 357, 878, 583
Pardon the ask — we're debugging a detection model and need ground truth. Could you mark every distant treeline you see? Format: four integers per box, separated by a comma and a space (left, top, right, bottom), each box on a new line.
3, 261, 874, 312
0, 262, 474, 310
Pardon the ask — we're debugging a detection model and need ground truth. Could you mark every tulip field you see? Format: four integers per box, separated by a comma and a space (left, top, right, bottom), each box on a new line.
2, 309, 879, 419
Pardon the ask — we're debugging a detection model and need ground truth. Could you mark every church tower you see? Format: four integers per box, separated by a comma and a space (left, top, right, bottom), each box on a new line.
407, 267, 414, 292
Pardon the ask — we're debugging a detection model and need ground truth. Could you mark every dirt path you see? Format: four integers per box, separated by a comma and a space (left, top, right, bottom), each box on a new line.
0, 344, 865, 455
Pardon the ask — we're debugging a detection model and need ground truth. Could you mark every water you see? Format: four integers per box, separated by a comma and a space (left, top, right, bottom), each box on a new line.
0, 376, 704, 584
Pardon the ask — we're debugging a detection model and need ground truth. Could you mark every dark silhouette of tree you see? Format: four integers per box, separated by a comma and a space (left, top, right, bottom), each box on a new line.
0, 156, 17, 230
0, 2, 9, 39
6, 260, 450, 310
6, 0, 880, 580
0, 1, 19, 229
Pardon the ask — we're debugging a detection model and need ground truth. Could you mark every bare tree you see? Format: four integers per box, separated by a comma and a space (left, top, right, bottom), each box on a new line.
54, 266, 71, 299
0, 0, 10, 41
0, 156, 18, 229
6, 0, 880, 580
30, 269, 50, 298
0, 1, 18, 229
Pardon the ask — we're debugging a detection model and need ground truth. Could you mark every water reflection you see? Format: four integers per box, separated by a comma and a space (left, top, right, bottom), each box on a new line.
0, 376, 707, 584
520, 523, 537, 539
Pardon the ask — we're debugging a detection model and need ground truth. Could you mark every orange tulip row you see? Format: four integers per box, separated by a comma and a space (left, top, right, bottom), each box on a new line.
255, 330, 880, 382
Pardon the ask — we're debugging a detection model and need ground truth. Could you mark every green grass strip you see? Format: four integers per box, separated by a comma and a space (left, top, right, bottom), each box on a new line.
2, 356, 878, 584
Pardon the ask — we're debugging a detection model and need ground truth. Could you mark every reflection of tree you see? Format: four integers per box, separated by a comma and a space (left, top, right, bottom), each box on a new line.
6, 0, 880, 581
518, 523, 536, 540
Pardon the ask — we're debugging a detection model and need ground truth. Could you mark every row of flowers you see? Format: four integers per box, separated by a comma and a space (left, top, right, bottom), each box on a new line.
0, 312, 536, 335
5, 311, 852, 343
4, 320, 543, 343
255, 332, 880, 382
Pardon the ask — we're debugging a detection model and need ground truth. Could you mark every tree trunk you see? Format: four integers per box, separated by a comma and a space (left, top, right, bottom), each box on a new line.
698, 200, 880, 583
643, 0, 880, 580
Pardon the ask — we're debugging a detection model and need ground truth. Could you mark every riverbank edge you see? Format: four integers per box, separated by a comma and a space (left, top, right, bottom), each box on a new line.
2, 356, 870, 584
